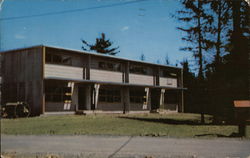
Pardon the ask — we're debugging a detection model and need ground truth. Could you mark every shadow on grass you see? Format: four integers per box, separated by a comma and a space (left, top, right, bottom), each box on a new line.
119, 116, 250, 126
119, 116, 208, 125
119, 116, 245, 138
195, 132, 243, 138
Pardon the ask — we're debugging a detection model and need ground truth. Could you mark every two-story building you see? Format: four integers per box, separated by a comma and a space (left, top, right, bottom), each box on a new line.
0, 45, 185, 116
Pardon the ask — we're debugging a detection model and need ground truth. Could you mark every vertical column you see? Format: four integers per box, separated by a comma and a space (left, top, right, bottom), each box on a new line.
72, 84, 78, 111
160, 89, 165, 109
85, 85, 92, 110
155, 67, 160, 86
86, 55, 91, 80
143, 87, 149, 110
122, 87, 130, 113
93, 84, 100, 110
41, 46, 45, 114
64, 82, 74, 110
178, 90, 184, 112
125, 61, 129, 83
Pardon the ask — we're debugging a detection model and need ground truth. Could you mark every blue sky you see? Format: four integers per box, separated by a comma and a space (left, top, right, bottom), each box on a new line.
0, 0, 191, 66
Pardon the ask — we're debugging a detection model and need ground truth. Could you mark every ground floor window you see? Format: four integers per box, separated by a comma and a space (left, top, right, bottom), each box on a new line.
165, 92, 178, 104
99, 88, 121, 103
130, 90, 145, 103
45, 86, 71, 102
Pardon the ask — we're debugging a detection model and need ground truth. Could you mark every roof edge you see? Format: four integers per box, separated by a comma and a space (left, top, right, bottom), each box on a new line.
0, 45, 182, 70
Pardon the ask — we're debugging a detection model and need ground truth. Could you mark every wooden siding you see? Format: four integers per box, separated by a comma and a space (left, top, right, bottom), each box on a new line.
44, 64, 83, 80
0, 77, 1, 104
1, 48, 43, 115
129, 74, 154, 85
159, 77, 177, 87
90, 69, 123, 83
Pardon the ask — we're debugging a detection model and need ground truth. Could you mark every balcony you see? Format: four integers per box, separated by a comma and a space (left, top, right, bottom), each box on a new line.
129, 74, 154, 85
159, 77, 177, 87
90, 69, 123, 83
44, 64, 83, 80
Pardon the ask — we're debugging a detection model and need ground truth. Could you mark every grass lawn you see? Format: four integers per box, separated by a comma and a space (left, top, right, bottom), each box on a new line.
1, 113, 249, 138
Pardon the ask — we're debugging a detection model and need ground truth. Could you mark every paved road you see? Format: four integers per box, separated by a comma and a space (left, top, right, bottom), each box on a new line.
1, 135, 250, 158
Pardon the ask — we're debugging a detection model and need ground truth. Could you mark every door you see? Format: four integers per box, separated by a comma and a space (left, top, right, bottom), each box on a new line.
78, 87, 86, 110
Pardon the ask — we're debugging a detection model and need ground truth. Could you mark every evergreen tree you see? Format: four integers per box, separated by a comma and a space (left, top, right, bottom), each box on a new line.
165, 54, 170, 65
140, 53, 145, 61
176, 0, 213, 123
224, 0, 249, 100
81, 33, 120, 55
176, 0, 212, 80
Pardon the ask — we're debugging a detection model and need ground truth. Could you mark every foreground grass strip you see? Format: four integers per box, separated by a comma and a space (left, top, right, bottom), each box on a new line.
1, 113, 249, 138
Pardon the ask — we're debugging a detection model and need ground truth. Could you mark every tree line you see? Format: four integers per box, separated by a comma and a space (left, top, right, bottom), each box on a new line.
176, 0, 249, 123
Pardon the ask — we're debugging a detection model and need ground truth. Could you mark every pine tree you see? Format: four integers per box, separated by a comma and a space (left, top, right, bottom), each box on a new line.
140, 53, 145, 61
81, 33, 120, 55
176, 0, 213, 123
176, 0, 212, 80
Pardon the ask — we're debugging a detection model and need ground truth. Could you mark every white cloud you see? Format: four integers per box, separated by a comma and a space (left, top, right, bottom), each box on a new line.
15, 34, 26, 39
121, 26, 129, 32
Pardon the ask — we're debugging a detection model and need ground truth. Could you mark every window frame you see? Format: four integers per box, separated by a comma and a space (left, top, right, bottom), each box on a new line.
45, 53, 72, 66
98, 88, 121, 103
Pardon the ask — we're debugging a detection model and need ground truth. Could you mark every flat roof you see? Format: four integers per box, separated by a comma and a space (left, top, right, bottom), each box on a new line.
0, 45, 182, 70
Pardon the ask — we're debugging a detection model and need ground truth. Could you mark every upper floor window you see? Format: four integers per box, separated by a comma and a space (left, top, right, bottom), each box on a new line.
98, 61, 121, 72
46, 53, 72, 66
129, 65, 147, 75
162, 70, 177, 78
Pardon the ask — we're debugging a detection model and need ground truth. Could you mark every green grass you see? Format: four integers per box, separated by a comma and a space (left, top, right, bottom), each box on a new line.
1, 113, 249, 138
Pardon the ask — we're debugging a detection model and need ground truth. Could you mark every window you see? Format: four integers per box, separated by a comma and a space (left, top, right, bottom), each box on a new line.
98, 61, 121, 72
130, 90, 146, 103
45, 86, 71, 102
99, 62, 105, 69
165, 92, 178, 104
162, 70, 177, 78
46, 53, 72, 65
99, 89, 121, 103
129, 65, 147, 75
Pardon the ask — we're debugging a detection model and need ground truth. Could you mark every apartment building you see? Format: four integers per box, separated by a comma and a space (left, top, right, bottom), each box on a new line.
0, 45, 185, 116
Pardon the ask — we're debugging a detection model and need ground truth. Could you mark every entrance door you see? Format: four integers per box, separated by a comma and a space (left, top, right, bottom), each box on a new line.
151, 89, 160, 110
78, 87, 86, 110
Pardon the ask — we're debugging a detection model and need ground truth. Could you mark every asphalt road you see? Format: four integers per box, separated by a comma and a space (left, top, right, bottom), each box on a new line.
1, 135, 250, 158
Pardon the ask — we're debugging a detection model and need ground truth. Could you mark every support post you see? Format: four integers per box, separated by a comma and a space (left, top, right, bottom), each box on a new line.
93, 84, 100, 110
64, 82, 74, 110
160, 89, 165, 109
125, 62, 129, 83
143, 87, 149, 110
85, 85, 92, 110
122, 87, 130, 113
72, 83, 78, 111
41, 46, 45, 114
